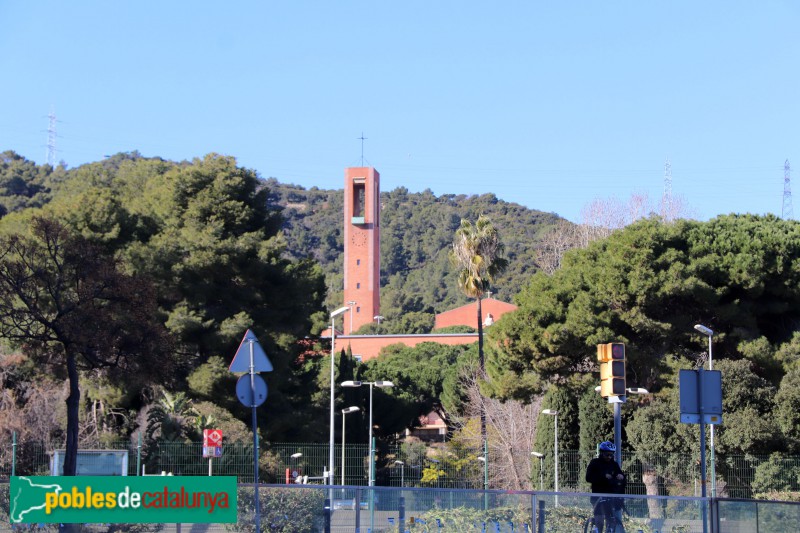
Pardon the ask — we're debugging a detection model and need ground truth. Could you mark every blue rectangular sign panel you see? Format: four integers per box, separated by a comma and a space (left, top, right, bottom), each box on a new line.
679, 369, 723, 425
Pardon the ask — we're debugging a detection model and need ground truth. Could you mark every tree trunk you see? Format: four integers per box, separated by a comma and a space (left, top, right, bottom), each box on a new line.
642, 467, 663, 519
58, 353, 81, 533
63, 352, 80, 477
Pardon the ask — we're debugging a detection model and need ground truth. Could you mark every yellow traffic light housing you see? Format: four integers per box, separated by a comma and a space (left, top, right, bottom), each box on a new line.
597, 342, 626, 397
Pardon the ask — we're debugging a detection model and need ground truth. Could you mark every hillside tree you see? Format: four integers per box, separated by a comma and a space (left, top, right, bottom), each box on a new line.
0, 217, 171, 476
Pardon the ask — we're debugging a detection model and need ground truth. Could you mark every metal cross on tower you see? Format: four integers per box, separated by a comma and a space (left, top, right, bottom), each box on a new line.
358, 132, 368, 166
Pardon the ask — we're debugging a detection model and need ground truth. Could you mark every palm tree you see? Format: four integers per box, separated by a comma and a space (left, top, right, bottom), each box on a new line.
145, 390, 198, 442
451, 215, 508, 442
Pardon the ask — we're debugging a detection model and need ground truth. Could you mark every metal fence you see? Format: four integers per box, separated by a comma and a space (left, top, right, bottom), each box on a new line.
3, 439, 800, 500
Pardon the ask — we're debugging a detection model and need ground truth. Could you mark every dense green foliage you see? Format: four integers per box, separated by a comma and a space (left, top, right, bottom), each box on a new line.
0, 151, 327, 445
361, 342, 470, 432
494, 214, 800, 496
0, 151, 60, 214
488, 215, 800, 399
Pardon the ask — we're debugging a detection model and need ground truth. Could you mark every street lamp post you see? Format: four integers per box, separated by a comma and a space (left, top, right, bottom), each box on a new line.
477, 453, 489, 509
328, 306, 349, 487
531, 452, 544, 491
341, 406, 360, 485
542, 409, 558, 504
373, 315, 384, 324
394, 460, 405, 487
694, 324, 717, 498
346, 301, 357, 333
342, 379, 393, 533
341, 380, 395, 486
289, 453, 302, 484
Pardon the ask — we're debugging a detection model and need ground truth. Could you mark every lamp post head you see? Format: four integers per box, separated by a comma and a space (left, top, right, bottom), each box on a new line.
394, 460, 405, 466
694, 324, 713, 337
342, 380, 393, 388
290, 453, 302, 459
542, 409, 558, 416
331, 306, 350, 318
477, 456, 486, 462
531, 451, 544, 458
342, 406, 360, 414
626, 387, 650, 395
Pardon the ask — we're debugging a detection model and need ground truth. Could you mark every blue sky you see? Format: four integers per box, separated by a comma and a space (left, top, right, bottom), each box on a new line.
2, 1, 799, 223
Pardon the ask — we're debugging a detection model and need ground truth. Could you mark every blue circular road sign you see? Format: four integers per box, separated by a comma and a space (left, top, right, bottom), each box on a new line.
236, 374, 268, 407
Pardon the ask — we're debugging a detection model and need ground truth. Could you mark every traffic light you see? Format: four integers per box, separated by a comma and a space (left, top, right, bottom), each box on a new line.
597, 342, 626, 397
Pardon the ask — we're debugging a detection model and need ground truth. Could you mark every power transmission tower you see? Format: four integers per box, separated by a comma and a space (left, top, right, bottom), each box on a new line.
661, 157, 673, 221
783, 159, 794, 220
46, 108, 57, 167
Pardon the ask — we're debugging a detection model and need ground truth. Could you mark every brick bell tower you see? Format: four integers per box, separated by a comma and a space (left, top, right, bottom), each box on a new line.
343, 167, 380, 334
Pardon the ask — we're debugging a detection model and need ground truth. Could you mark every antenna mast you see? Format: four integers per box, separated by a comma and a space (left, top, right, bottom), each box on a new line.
783, 159, 794, 220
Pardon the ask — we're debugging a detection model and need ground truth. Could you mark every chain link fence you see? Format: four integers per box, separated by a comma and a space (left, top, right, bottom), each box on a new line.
3, 438, 799, 499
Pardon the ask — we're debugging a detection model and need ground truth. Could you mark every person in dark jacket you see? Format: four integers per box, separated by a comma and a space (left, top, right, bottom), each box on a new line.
585, 440, 626, 532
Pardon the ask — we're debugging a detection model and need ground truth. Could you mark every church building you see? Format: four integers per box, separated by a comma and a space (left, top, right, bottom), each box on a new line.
331, 166, 517, 361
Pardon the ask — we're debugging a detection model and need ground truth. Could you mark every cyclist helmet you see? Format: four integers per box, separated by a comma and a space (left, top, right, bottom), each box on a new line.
598, 441, 616, 452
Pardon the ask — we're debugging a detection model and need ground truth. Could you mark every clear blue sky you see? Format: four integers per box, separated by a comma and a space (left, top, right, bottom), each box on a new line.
2, 1, 799, 223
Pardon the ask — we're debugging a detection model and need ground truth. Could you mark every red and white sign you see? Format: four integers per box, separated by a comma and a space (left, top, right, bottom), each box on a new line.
203, 429, 223, 447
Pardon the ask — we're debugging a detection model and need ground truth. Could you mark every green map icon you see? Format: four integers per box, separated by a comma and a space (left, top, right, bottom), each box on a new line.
10, 476, 237, 524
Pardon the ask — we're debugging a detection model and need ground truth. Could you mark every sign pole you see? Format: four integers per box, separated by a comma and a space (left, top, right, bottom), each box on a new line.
697, 366, 708, 533
613, 400, 622, 466
230, 329, 272, 533
679, 366, 722, 533
249, 339, 261, 533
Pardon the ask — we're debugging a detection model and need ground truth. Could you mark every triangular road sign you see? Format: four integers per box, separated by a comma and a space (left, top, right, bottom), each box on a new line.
229, 329, 273, 372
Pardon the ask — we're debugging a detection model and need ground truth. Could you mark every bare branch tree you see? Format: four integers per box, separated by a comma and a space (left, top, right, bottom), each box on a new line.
537, 192, 697, 276
535, 220, 582, 275
446, 364, 543, 491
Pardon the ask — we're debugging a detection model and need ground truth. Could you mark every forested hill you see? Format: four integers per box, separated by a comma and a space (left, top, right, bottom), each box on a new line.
0, 150, 564, 323
264, 178, 564, 316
